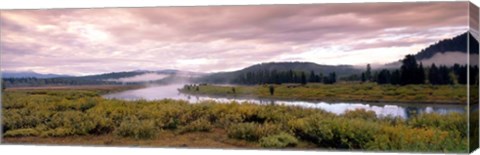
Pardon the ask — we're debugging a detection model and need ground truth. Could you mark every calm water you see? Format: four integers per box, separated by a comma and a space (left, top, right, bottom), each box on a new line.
103, 84, 466, 119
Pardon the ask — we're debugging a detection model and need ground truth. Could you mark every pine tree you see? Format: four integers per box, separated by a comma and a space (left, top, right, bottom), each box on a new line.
366, 64, 372, 81
400, 55, 420, 85
429, 64, 439, 85
309, 70, 316, 83
377, 69, 391, 84
361, 73, 366, 83
301, 72, 307, 85
418, 63, 425, 84
390, 70, 401, 85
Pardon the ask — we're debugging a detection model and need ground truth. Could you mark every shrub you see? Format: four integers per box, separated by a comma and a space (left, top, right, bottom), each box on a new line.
408, 112, 467, 137
365, 125, 463, 152
79, 99, 97, 112
332, 118, 379, 149
42, 127, 75, 137
343, 109, 377, 121
259, 132, 298, 148
288, 114, 335, 146
179, 118, 213, 133
227, 122, 281, 141
289, 115, 379, 149
227, 123, 259, 141
87, 114, 115, 135
4, 128, 40, 137
46, 110, 97, 135
114, 117, 158, 140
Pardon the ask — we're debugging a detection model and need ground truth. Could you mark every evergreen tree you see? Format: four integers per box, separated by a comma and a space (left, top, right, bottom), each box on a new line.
400, 55, 422, 85
323, 72, 337, 84
418, 63, 425, 84
309, 70, 316, 83
377, 69, 391, 84
439, 65, 452, 85
429, 64, 439, 85
390, 70, 401, 85
361, 73, 366, 83
365, 64, 372, 81
301, 72, 307, 85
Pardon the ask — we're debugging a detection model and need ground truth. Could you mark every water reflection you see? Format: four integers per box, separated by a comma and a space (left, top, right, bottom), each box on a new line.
103, 84, 466, 119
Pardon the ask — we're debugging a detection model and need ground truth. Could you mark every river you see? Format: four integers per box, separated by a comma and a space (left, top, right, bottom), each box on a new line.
102, 84, 466, 119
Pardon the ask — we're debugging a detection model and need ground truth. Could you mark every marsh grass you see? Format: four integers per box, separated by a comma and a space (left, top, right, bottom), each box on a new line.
180, 83, 467, 104
1, 88, 469, 152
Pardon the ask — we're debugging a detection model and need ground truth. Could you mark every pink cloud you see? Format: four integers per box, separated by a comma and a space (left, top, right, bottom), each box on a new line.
0, 2, 470, 75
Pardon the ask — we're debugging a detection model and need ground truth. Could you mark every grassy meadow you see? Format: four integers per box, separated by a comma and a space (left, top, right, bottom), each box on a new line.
1, 86, 470, 153
180, 83, 470, 104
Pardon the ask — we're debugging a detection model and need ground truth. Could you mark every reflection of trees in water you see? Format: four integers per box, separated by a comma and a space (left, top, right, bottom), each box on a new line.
403, 106, 466, 118
269, 100, 275, 106
258, 99, 276, 106
405, 107, 421, 118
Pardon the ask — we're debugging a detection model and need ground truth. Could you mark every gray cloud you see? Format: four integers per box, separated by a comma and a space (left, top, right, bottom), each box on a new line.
0, 2, 470, 75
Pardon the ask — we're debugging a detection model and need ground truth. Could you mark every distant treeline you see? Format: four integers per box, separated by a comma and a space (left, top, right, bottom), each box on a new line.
344, 55, 479, 85
232, 70, 337, 85
229, 54, 478, 86
1, 77, 122, 88
0, 71, 149, 88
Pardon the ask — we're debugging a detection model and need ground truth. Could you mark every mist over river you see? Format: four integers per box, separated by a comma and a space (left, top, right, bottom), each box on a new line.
103, 84, 466, 119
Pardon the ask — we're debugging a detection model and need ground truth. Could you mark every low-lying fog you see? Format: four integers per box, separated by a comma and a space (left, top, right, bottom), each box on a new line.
420, 52, 478, 66
108, 73, 169, 83
372, 51, 478, 69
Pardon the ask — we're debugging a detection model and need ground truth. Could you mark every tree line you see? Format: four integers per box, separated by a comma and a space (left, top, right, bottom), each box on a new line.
1, 77, 123, 88
356, 55, 478, 85
230, 54, 478, 86
232, 70, 337, 85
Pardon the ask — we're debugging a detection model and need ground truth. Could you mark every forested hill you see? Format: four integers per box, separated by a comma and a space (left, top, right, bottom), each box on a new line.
414, 32, 479, 60
1, 70, 181, 88
240, 62, 358, 74
2, 71, 71, 79
197, 62, 361, 84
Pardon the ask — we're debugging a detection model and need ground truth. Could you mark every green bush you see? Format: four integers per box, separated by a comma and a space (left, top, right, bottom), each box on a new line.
114, 117, 158, 140
46, 110, 97, 135
259, 132, 298, 148
288, 114, 335, 146
227, 122, 282, 141
2, 108, 56, 133
343, 109, 377, 121
79, 99, 97, 112
42, 127, 75, 137
289, 115, 379, 149
179, 118, 213, 133
365, 125, 465, 152
227, 123, 260, 141
87, 114, 115, 135
4, 128, 40, 137
408, 112, 467, 137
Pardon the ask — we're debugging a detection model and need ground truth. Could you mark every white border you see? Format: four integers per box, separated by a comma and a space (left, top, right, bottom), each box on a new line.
0, 0, 479, 155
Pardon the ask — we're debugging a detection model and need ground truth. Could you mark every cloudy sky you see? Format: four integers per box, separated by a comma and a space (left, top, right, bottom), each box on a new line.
0, 2, 470, 75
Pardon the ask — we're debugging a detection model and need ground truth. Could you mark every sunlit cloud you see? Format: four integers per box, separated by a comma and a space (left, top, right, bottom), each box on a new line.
0, 2, 469, 75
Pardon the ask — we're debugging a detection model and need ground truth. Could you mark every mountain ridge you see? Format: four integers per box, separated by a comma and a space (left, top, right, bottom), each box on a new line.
1, 71, 72, 79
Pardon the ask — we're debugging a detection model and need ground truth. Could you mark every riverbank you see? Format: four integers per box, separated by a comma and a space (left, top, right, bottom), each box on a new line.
179, 83, 471, 104
1, 88, 469, 152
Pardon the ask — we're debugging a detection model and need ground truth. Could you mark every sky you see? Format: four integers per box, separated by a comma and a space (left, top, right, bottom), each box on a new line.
0, 2, 470, 75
